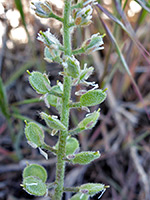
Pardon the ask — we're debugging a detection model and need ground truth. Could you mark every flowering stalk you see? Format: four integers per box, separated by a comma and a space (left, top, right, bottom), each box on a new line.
22, 0, 108, 199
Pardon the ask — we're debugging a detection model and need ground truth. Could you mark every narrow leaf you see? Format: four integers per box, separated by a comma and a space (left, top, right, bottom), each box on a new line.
14, 0, 28, 34
97, 13, 150, 119
0, 77, 9, 118
97, 4, 150, 62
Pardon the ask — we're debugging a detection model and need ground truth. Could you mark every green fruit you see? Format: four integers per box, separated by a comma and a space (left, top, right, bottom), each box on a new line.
80, 89, 106, 107
23, 164, 47, 182
72, 151, 100, 165
70, 193, 89, 200
46, 85, 62, 107
25, 122, 44, 148
80, 183, 105, 196
54, 137, 79, 156
78, 110, 100, 130
23, 176, 47, 196
29, 71, 50, 94
40, 112, 67, 131
66, 137, 79, 155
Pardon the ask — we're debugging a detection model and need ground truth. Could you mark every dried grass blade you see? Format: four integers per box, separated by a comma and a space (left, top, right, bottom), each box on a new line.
97, 4, 150, 64
97, 13, 150, 120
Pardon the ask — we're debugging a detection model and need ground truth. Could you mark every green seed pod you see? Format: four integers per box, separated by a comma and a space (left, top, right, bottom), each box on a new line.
80, 89, 106, 107
31, 1, 52, 18
23, 176, 47, 196
44, 46, 61, 63
70, 193, 89, 200
37, 29, 61, 50
40, 112, 67, 131
79, 66, 94, 82
82, 33, 104, 54
46, 85, 62, 107
54, 137, 79, 156
73, 5, 93, 27
28, 71, 50, 94
80, 183, 105, 196
63, 56, 80, 78
71, 151, 100, 165
25, 122, 44, 148
78, 110, 100, 130
66, 137, 79, 155
23, 164, 47, 182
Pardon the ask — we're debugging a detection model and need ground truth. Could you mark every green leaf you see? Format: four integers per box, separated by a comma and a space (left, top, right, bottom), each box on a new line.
80, 183, 105, 196
0, 77, 9, 118
46, 85, 62, 107
63, 56, 80, 78
70, 193, 89, 200
40, 112, 67, 131
23, 176, 47, 196
80, 89, 106, 107
78, 110, 100, 130
14, 0, 27, 30
71, 151, 100, 165
28, 71, 50, 94
23, 164, 47, 182
25, 122, 44, 148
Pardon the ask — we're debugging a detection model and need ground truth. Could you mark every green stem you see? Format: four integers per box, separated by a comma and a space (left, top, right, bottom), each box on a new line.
68, 127, 85, 136
41, 143, 57, 155
11, 98, 42, 106
49, 12, 64, 22
64, 187, 79, 192
48, 90, 63, 97
53, 1, 72, 200
12, 113, 50, 133
69, 102, 81, 108
72, 47, 85, 55
71, 2, 82, 9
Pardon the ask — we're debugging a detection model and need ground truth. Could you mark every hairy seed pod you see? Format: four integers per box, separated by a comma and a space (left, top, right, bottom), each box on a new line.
78, 110, 100, 130
63, 56, 80, 78
80, 89, 107, 107
46, 85, 62, 107
25, 122, 44, 148
40, 112, 67, 130
80, 183, 105, 196
70, 193, 89, 200
28, 71, 50, 94
71, 151, 100, 165
31, 0, 52, 18
54, 137, 79, 156
22, 176, 47, 196
23, 164, 47, 182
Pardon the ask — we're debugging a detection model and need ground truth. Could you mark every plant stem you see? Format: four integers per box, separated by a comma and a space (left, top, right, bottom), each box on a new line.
49, 12, 64, 22
72, 47, 85, 55
52, 1, 72, 199
41, 143, 57, 155
69, 102, 81, 108
64, 187, 79, 192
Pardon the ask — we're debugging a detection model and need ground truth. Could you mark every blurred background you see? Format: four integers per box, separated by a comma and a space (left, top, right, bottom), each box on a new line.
0, 0, 150, 199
